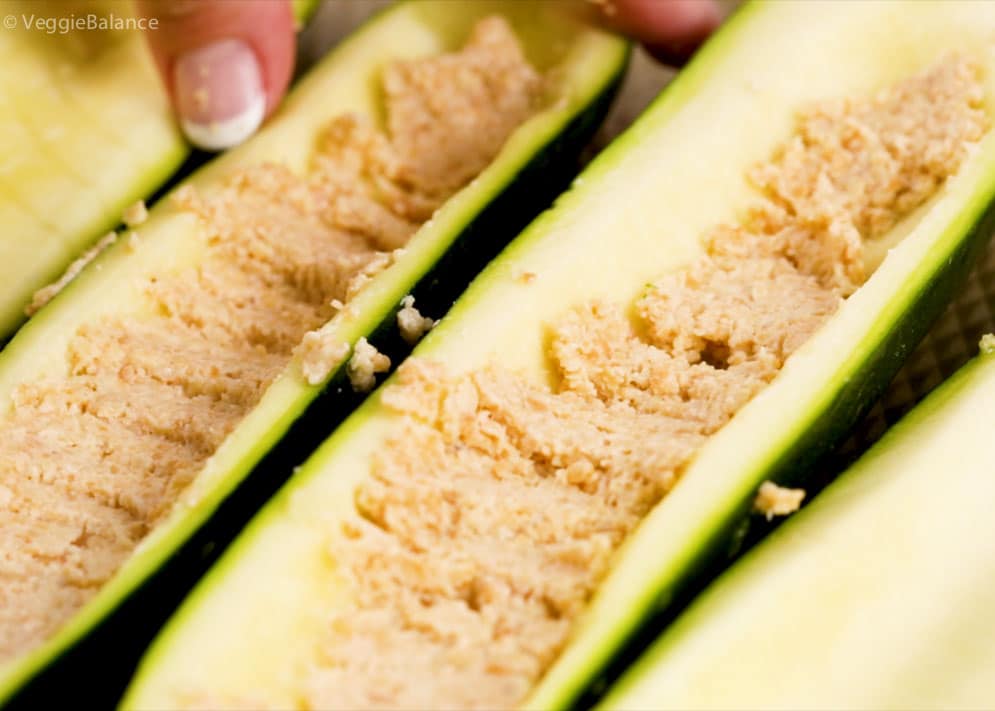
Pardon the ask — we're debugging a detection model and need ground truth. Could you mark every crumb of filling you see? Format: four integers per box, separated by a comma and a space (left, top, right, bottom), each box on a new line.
752, 481, 806, 520
298, 331, 351, 386
0, 15, 543, 664
397, 295, 436, 345
122, 200, 149, 228
284, 54, 987, 711
25, 231, 118, 316
347, 338, 391, 393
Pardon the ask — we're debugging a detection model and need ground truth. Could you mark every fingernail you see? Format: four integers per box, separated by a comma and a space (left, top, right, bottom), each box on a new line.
173, 38, 265, 151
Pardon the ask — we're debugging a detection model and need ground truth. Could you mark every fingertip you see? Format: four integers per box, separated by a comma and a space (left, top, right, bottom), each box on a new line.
599, 0, 722, 62
173, 39, 266, 151
136, 0, 295, 149
181, 103, 266, 152
245, 1, 295, 114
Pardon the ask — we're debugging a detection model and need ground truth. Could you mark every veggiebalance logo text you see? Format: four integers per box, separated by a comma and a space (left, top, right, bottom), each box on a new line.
4, 12, 159, 33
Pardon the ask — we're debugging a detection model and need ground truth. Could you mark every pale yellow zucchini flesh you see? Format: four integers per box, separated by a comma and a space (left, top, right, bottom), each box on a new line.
0, 0, 183, 337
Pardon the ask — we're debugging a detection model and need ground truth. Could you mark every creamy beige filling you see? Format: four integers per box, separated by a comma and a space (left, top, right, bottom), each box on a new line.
0, 16, 543, 663
252, 55, 983, 711
752, 481, 806, 520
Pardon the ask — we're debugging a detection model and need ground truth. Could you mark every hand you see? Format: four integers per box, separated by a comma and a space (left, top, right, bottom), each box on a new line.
135, 0, 296, 152
136, 0, 721, 152
593, 0, 722, 65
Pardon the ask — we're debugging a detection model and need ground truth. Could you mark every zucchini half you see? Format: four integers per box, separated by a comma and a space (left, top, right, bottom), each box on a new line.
0, 0, 316, 340
120, 1, 995, 709
600, 339, 995, 709
0, 3, 628, 706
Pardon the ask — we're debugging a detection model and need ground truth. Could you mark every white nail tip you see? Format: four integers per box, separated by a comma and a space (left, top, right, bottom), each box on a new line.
180, 94, 265, 152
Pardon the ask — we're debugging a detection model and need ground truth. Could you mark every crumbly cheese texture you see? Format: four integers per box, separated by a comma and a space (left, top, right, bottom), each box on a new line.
397, 295, 435, 345
122, 200, 149, 228
347, 338, 391, 393
753, 481, 806, 520
298, 331, 351, 387
25, 231, 118, 316
283, 55, 987, 710
0, 16, 542, 664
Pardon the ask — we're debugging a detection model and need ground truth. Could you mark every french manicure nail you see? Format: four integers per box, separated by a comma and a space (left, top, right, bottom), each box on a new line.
173, 38, 265, 152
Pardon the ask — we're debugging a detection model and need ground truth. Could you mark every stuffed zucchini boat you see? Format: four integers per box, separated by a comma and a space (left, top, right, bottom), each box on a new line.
600, 336, 995, 710
0, 2, 627, 706
119, 1, 995, 709
0, 0, 317, 340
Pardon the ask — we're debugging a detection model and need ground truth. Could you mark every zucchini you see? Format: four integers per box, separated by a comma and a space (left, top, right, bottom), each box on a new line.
600, 338, 995, 709
119, 1, 995, 709
0, 3, 627, 706
0, 0, 315, 340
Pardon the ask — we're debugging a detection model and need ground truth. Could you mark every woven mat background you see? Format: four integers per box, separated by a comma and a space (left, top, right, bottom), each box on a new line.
298, 3, 995, 456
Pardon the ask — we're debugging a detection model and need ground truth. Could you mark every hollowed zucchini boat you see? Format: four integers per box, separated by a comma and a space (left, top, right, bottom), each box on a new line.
0, 0, 314, 340
120, 1, 995, 709
0, 3, 627, 706
601, 337, 995, 709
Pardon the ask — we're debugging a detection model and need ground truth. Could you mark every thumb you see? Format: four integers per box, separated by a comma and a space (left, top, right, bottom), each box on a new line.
136, 0, 296, 151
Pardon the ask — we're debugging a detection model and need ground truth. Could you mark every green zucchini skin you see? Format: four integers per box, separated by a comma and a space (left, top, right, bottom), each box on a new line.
571, 195, 995, 710
599, 343, 995, 710
0, 50, 626, 711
